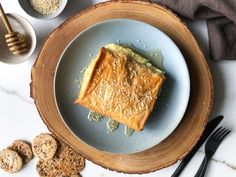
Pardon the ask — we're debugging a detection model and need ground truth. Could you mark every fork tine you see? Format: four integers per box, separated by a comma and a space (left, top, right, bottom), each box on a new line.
195, 127, 231, 177
218, 129, 231, 142
206, 127, 224, 146
212, 128, 231, 147
215, 128, 228, 140
209, 127, 223, 140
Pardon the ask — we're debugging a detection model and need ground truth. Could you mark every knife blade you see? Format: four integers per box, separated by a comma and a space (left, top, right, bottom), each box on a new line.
171, 115, 224, 177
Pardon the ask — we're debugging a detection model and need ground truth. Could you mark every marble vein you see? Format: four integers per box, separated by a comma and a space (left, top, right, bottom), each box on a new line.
0, 86, 33, 105
198, 150, 236, 171
212, 159, 236, 171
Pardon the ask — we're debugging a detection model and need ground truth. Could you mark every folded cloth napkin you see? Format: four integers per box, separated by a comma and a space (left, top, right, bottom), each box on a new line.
157, 0, 236, 60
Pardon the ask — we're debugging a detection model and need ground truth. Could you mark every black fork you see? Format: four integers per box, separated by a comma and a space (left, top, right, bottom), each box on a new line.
194, 127, 231, 177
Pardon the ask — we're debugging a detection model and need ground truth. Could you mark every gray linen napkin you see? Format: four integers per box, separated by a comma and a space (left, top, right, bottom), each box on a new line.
157, 0, 236, 60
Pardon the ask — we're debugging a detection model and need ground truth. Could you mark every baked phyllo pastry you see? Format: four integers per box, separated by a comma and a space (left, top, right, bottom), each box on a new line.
75, 44, 165, 131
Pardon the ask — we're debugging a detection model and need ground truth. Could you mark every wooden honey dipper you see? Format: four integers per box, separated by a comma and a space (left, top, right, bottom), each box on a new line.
0, 3, 28, 55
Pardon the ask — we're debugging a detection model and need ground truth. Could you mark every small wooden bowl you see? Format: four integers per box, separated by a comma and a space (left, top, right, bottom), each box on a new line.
31, 0, 213, 174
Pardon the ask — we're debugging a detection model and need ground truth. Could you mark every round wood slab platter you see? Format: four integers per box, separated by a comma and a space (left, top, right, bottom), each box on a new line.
31, 0, 213, 174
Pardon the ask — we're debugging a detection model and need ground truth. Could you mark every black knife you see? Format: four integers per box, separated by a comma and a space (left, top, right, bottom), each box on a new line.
171, 115, 224, 177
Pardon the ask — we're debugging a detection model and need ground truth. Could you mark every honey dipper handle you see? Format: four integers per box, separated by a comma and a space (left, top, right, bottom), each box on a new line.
0, 3, 13, 34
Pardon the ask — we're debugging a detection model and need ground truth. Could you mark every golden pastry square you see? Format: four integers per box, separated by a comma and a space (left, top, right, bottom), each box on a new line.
75, 45, 165, 131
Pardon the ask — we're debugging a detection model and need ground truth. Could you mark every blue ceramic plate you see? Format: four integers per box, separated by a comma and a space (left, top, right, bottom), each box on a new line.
55, 19, 190, 154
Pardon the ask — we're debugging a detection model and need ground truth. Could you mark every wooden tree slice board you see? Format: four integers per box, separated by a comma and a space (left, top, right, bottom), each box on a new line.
31, 0, 213, 174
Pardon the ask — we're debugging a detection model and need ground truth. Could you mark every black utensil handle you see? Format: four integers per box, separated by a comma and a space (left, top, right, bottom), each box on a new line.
194, 156, 209, 177
171, 145, 199, 177
171, 115, 223, 177
171, 156, 191, 177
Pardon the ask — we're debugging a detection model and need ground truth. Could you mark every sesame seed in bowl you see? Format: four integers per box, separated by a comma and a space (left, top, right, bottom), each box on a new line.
18, 0, 68, 20
30, 0, 62, 15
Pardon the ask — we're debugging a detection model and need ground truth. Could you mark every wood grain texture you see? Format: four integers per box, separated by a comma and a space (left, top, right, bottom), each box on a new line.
31, 0, 213, 174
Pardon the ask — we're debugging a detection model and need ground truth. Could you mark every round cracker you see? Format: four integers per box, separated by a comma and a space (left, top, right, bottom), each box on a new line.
36, 158, 65, 177
54, 139, 67, 158
32, 133, 57, 160
0, 149, 23, 173
58, 147, 85, 176
8, 140, 33, 164
71, 174, 82, 177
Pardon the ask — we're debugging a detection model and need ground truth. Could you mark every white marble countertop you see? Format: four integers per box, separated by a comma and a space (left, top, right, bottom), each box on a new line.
0, 0, 236, 177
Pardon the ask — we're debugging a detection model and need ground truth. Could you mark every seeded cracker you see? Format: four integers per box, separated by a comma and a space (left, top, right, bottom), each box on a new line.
0, 149, 23, 173
8, 140, 33, 164
36, 158, 65, 177
54, 139, 67, 158
32, 133, 57, 160
58, 147, 85, 175
71, 174, 82, 177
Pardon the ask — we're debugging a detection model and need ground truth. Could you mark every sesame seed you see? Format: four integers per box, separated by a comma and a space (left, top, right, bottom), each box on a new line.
30, 0, 62, 15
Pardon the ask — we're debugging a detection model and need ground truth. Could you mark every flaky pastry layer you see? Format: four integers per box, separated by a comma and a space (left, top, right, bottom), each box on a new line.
75, 44, 165, 131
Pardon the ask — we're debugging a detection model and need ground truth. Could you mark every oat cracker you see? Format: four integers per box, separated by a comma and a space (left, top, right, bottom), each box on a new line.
8, 140, 33, 164
58, 147, 85, 175
32, 133, 57, 160
0, 149, 23, 173
36, 158, 65, 177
